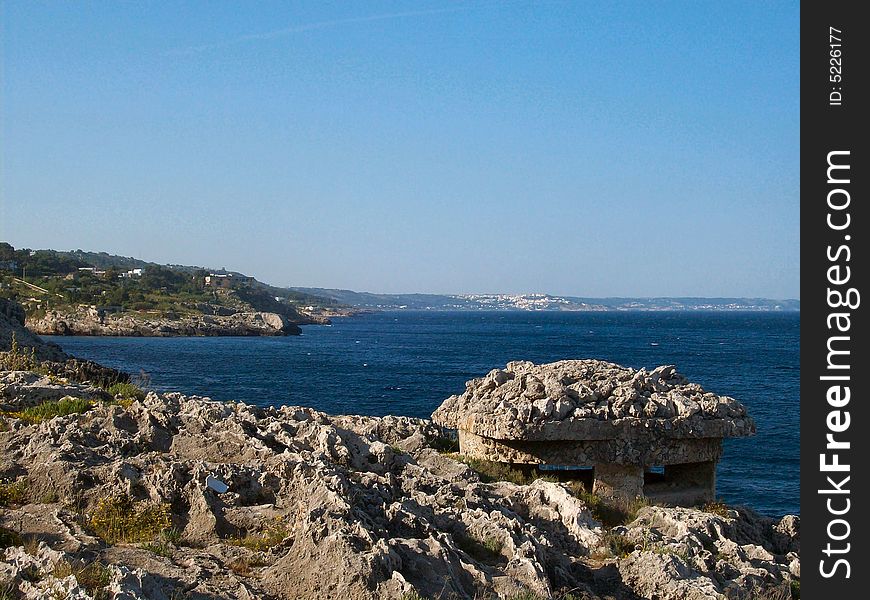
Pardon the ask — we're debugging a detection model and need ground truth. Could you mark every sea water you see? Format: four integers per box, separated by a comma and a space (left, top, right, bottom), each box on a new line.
47, 310, 799, 516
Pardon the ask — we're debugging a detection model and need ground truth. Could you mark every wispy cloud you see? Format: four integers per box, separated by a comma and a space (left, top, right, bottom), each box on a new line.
167, 6, 472, 55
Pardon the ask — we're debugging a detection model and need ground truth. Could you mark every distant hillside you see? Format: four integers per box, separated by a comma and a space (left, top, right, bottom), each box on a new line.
0, 243, 351, 333
290, 288, 800, 312
64, 250, 165, 272
4, 246, 341, 309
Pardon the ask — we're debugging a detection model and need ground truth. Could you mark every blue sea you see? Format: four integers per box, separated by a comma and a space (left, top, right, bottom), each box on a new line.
46, 311, 799, 517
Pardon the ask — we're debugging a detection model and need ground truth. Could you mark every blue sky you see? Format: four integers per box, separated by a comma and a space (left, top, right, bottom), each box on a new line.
1, 1, 799, 298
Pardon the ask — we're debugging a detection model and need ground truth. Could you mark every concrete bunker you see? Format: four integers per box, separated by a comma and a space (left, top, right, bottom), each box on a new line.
432, 359, 755, 505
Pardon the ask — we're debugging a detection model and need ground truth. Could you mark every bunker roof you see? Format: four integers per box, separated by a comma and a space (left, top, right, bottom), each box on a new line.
432, 359, 755, 441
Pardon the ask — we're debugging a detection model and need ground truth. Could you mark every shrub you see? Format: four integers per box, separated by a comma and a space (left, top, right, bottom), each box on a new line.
107, 382, 146, 402
429, 436, 459, 453
39, 490, 59, 504
701, 500, 732, 518
0, 332, 38, 371
506, 593, 545, 600
0, 527, 22, 549
89, 494, 172, 544
601, 530, 635, 558
140, 529, 181, 558
0, 478, 28, 507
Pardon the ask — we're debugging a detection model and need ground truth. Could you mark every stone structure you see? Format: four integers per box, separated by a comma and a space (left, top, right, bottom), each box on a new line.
432, 359, 755, 505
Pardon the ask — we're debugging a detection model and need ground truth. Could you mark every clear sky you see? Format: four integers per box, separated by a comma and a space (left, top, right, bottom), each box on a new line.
1, 1, 799, 299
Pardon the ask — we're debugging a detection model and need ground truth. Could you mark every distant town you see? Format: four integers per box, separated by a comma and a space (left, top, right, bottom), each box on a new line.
289, 288, 800, 312
1, 244, 799, 321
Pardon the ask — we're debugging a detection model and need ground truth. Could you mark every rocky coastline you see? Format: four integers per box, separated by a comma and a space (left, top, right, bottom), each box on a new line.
28, 305, 306, 337
0, 300, 800, 599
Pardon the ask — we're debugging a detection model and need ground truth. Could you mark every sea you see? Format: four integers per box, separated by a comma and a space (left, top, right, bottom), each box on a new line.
46, 310, 799, 517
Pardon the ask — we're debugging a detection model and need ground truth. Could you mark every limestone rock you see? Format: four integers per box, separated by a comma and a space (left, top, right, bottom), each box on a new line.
617, 506, 800, 599
28, 306, 303, 337
432, 359, 755, 441
1, 298, 67, 362
0, 368, 795, 599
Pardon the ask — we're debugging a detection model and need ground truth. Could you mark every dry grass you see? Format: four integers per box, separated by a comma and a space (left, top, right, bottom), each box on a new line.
227, 555, 267, 577
0, 578, 16, 600
451, 456, 559, 486
88, 494, 172, 544
226, 518, 291, 552
578, 491, 648, 527
0, 333, 39, 371
701, 500, 732, 518
53, 560, 111, 600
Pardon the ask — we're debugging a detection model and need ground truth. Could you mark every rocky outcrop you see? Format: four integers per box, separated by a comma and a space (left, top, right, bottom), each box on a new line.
28, 306, 302, 337
0, 370, 110, 410
0, 371, 798, 599
1, 300, 129, 387
1, 298, 66, 362
617, 506, 799, 599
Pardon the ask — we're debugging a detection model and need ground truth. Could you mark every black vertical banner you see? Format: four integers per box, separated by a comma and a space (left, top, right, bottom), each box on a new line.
801, 2, 866, 598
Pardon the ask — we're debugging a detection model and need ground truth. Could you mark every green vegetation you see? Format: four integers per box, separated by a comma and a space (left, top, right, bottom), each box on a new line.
108, 382, 146, 402
400, 587, 585, 600
88, 494, 172, 544
0, 478, 28, 507
453, 454, 650, 528
39, 490, 60, 504
505, 591, 586, 600
1, 242, 343, 320
791, 579, 800, 599
3, 397, 93, 425
141, 528, 181, 558
455, 532, 504, 563
227, 518, 291, 551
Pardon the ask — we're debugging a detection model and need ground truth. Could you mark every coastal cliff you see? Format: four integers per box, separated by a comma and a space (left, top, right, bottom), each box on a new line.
0, 303, 800, 599
28, 305, 303, 337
